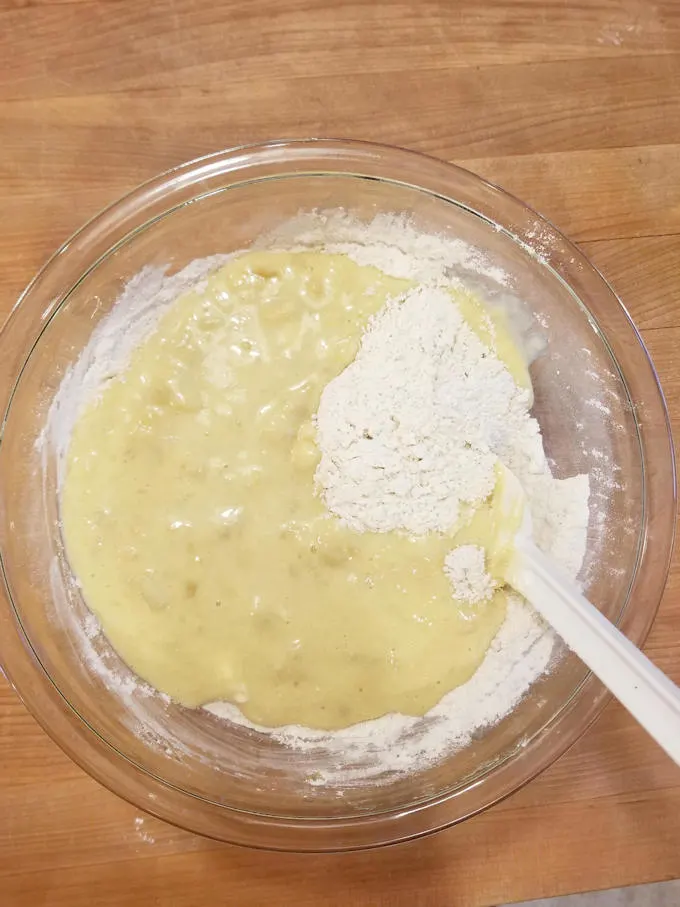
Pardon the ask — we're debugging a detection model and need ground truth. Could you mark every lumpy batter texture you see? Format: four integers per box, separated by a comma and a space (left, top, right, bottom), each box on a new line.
62, 252, 519, 730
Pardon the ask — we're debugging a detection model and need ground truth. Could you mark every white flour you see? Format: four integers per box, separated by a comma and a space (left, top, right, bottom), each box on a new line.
315, 285, 530, 534
47, 212, 591, 786
317, 287, 494, 533
445, 546, 497, 604
256, 210, 510, 288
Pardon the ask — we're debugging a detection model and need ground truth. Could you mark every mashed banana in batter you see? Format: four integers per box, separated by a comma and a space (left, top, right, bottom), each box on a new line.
61, 252, 525, 730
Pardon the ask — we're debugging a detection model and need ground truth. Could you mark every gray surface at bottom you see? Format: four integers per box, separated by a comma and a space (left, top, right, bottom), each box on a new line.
503, 879, 680, 906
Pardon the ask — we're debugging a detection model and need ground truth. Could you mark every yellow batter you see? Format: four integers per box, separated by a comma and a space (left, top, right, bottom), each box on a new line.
61, 252, 523, 730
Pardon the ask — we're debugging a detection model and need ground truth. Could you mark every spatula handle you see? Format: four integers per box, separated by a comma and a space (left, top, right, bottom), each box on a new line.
509, 541, 680, 767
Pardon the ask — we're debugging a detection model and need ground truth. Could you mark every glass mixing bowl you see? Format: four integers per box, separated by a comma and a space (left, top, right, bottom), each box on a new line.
0, 139, 675, 851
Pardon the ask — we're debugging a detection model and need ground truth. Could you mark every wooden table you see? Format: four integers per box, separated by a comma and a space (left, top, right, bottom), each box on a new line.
2, 1, 680, 904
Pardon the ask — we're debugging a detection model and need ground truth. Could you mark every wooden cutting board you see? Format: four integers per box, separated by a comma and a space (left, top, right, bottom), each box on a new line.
1, 1, 680, 904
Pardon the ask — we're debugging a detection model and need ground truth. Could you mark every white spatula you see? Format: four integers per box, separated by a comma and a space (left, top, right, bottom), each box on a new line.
496, 465, 680, 767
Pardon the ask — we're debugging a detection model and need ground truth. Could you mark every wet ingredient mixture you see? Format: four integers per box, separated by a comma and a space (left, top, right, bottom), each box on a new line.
62, 251, 532, 731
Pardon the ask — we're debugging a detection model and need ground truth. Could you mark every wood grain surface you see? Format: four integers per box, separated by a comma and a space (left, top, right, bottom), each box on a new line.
1, 1, 680, 904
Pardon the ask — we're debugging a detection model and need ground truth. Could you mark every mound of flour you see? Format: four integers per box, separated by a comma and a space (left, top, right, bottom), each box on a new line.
315, 284, 526, 535
445, 546, 498, 604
